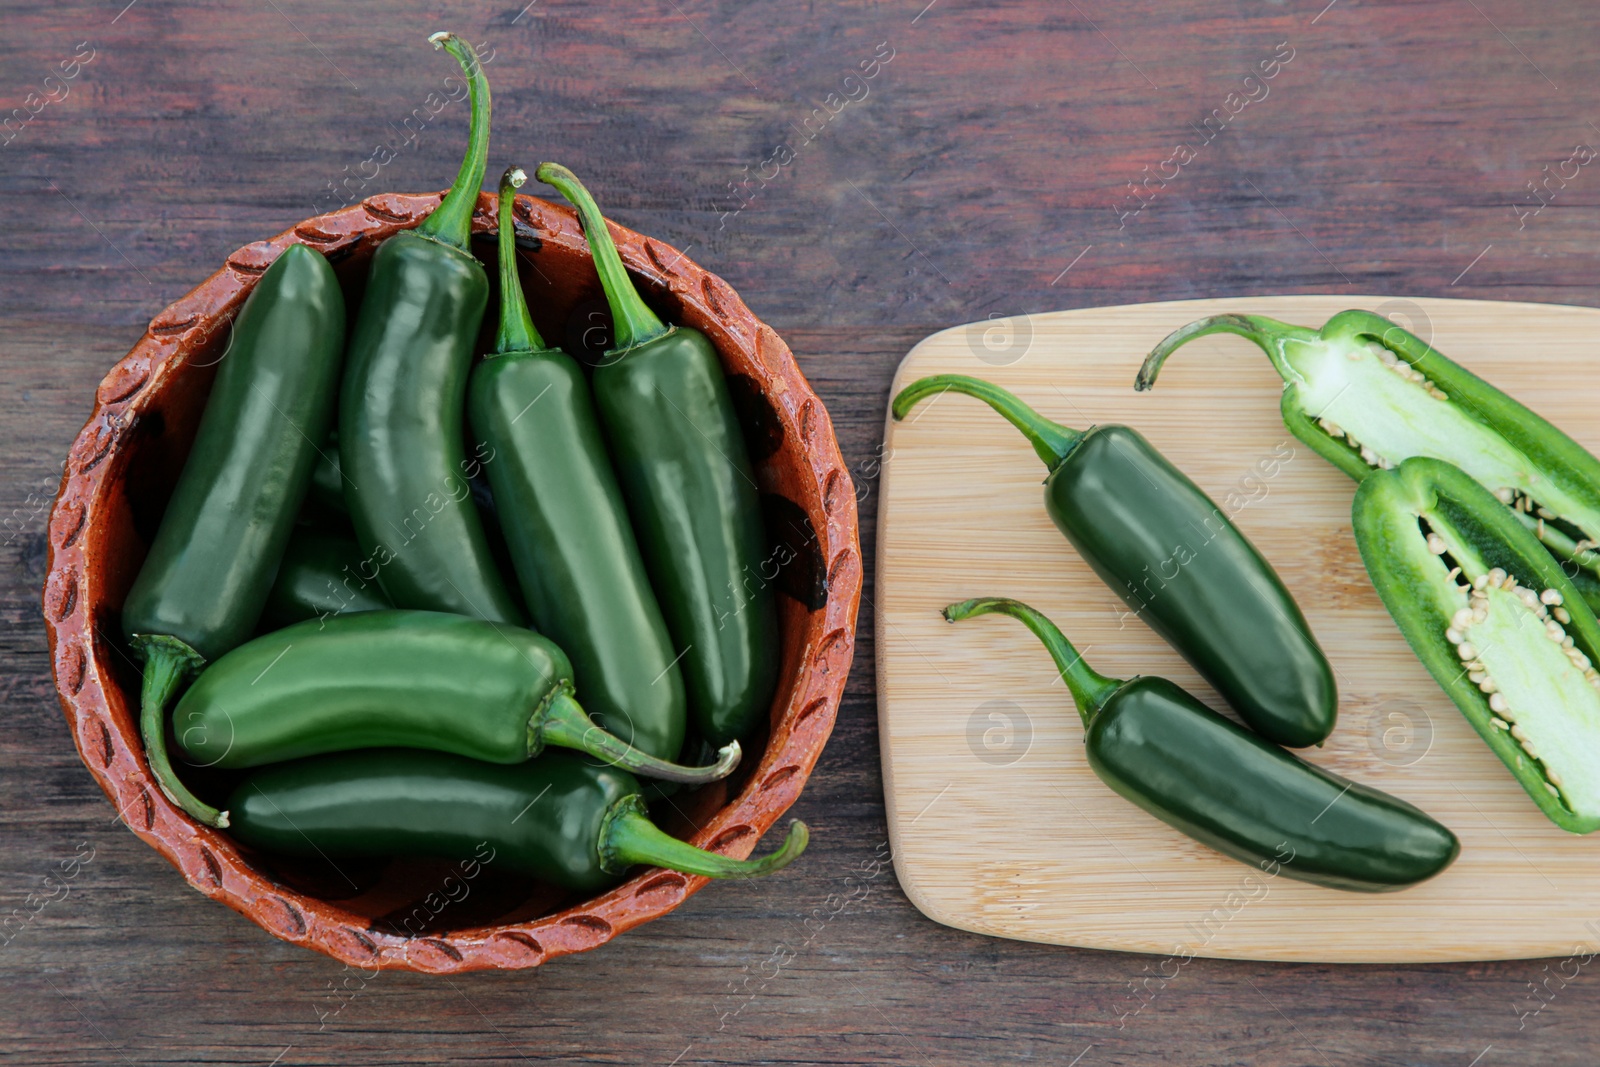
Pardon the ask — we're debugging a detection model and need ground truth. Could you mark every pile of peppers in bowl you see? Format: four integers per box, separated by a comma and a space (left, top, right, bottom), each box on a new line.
120, 32, 806, 896
897, 305, 1600, 891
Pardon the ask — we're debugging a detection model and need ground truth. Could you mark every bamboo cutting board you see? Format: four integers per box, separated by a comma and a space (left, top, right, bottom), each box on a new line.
877, 295, 1600, 963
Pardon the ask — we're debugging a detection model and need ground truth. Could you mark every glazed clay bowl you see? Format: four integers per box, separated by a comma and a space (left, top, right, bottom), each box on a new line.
42, 190, 861, 973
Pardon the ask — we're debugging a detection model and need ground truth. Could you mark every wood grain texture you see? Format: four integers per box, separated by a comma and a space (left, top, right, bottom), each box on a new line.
878, 295, 1600, 963
5, 0, 1600, 1062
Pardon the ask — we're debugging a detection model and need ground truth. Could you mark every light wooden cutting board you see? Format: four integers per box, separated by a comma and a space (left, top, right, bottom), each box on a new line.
877, 295, 1600, 963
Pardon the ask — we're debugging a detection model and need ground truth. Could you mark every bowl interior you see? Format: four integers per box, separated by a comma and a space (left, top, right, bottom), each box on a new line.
52, 193, 858, 969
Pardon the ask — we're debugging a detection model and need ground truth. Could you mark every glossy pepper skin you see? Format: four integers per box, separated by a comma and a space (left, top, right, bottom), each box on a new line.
122, 242, 345, 827
894, 375, 1336, 748
338, 33, 521, 624
537, 164, 778, 747
1139, 310, 1600, 613
944, 598, 1459, 891
173, 610, 740, 794
229, 749, 809, 892
1353, 458, 1600, 833
259, 528, 390, 631
467, 168, 687, 759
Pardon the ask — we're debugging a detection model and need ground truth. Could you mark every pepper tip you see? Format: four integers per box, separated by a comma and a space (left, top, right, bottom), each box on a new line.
428, 30, 453, 48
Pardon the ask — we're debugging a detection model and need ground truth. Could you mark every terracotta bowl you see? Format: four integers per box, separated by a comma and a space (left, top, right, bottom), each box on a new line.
42, 191, 861, 973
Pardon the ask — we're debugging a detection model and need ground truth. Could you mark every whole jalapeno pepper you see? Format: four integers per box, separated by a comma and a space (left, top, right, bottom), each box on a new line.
123, 242, 345, 827
894, 374, 1336, 748
172, 610, 739, 824
467, 167, 687, 759
1353, 457, 1600, 833
943, 597, 1458, 891
1139, 310, 1600, 612
259, 527, 391, 631
536, 163, 778, 747
338, 33, 521, 624
228, 748, 807, 892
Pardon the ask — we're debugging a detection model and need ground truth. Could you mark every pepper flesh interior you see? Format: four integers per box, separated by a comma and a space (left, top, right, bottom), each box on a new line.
1280, 335, 1597, 523
1141, 314, 1600, 588
1449, 576, 1600, 818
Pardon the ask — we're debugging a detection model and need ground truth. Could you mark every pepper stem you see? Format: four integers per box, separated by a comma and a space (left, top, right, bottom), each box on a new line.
942, 597, 1120, 726
491, 166, 547, 355
1136, 313, 1319, 392
414, 33, 490, 253
133, 635, 226, 827
598, 794, 809, 878
532, 689, 741, 784
892, 374, 1082, 471
535, 162, 669, 353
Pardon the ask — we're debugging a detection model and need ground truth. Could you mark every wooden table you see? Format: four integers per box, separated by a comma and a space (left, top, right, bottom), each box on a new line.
1, 1, 1593, 1062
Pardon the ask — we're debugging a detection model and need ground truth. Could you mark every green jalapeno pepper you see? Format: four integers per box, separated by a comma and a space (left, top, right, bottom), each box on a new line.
943, 597, 1458, 891
895, 375, 1336, 748
338, 33, 521, 624
536, 164, 778, 747
1139, 310, 1600, 612
467, 168, 688, 759
229, 748, 807, 892
172, 611, 740, 820
123, 243, 345, 827
1353, 457, 1600, 832
259, 527, 391, 631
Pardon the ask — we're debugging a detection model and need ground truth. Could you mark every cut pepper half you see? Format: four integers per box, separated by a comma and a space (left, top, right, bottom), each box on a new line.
1138, 310, 1600, 609
1353, 457, 1600, 833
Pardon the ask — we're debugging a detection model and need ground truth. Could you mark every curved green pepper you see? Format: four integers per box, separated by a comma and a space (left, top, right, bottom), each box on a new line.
895, 375, 1336, 748
537, 164, 778, 746
229, 749, 807, 892
172, 611, 740, 820
123, 242, 345, 827
1353, 457, 1600, 833
1139, 310, 1600, 612
944, 598, 1458, 891
259, 527, 390, 631
467, 168, 687, 759
338, 33, 521, 624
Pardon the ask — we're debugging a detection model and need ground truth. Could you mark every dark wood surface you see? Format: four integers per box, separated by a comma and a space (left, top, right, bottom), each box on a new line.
3, 1, 1597, 1063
